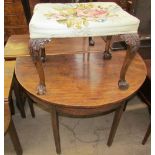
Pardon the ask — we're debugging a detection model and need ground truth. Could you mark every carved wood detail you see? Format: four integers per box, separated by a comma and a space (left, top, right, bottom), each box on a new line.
118, 33, 140, 89
103, 36, 112, 60
29, 38, 51, 95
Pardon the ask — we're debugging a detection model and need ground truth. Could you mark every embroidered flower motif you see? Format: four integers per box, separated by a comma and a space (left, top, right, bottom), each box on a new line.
44, 3, 118, 29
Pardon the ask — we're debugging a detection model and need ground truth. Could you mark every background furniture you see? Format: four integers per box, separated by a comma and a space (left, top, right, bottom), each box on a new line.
4, 0, 29, 43
15, 51, 146, 154
4, 41, 35, 118
4, 61, 23, 155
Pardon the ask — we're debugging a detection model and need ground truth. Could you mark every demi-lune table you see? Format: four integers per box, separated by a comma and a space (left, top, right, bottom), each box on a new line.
29, 2, 140, 94
15, 51, 146, 154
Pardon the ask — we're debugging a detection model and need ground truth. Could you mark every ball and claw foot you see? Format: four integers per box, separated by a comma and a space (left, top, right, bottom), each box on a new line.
103, 52, 112, 60
37, 84, 46, 95
118, 80, 129, 90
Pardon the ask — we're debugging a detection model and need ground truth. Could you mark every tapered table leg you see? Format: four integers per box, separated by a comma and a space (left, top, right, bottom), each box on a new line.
51, 107, 61, 154
118, 34, 140, 90
9, 89, 15, 115
13, 74, 26, 118
107, 102, 125, 146
103, 36, 112, 60
29, 39, 51, 95
142, 122, 151, 145
9, 120, 23, 155
27, 97, 35, 118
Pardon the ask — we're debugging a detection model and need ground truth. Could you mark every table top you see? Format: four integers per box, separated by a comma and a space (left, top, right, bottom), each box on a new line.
15, 51, 146, 108
30, 2, 139, 38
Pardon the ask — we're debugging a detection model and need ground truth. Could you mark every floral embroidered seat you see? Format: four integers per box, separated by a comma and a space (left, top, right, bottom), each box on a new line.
29, 2, 140, 38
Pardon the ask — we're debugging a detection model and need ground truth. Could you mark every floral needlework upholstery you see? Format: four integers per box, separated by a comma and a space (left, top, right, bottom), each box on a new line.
29, 2, 140, 38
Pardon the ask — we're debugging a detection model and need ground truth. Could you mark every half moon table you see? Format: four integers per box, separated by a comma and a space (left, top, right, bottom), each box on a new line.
15, 51, 146, 154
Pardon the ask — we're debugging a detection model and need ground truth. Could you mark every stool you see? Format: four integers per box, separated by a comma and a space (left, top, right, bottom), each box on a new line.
29, 2, 140, 95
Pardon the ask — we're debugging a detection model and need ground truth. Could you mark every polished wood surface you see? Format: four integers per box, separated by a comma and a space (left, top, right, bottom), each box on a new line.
15, 51, 146, 108
5, 35, 105, 60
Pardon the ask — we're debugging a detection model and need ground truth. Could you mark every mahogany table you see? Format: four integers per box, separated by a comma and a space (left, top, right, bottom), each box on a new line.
15, 51, 146, 154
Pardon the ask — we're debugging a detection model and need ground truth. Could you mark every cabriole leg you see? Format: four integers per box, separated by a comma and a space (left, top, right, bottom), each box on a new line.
29, 38, 51, 95
118, 34, 140, 90
103, 36, 112, 60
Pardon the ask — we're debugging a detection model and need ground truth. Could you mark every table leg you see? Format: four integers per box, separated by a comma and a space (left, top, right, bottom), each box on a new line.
9, 89, 15, 115
107, 102, 125, 146
89, 37, 95, 46
29, 39, 51, 95
9, 120, 23, 155
27, 96, 35, 118
83, 37, 89, 62
142, 122, 151, 145
13, 74, 26, 118
40, 47, 46, 62
118, 34, 140, 90
103, 36, 112, 60
51, 107, 61, 154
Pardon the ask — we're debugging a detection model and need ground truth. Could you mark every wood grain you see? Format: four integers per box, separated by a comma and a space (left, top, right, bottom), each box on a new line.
15, 51, 146, 108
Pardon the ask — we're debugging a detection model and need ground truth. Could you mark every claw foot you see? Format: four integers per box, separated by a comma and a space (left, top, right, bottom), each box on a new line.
37, 84, 46, 95
118, 80, 129, 90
